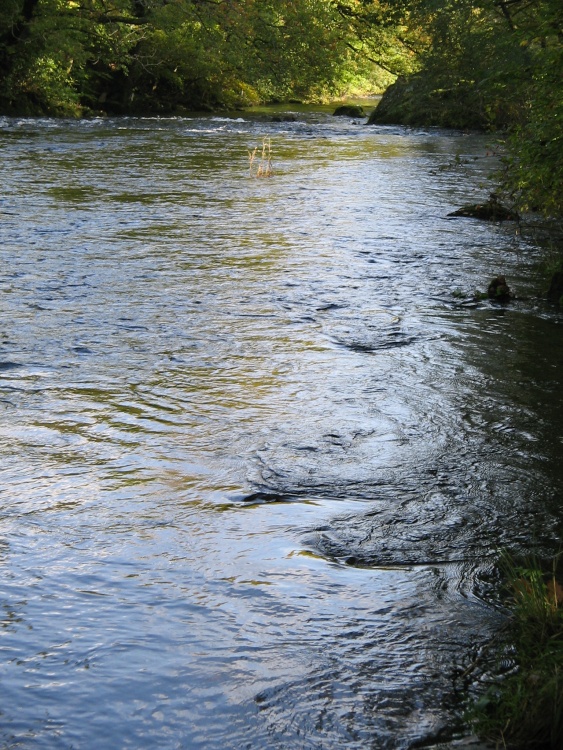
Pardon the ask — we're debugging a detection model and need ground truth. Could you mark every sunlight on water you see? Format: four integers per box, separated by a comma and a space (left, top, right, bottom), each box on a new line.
0, 110, 562, 749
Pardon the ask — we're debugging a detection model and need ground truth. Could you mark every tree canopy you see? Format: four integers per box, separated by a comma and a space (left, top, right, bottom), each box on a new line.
0, 0, 397, 115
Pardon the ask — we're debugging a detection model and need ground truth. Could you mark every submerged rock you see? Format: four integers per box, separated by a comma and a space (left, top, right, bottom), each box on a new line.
487, 275, 512, 302
333, 105, 365, 118
448, 194, 520, 222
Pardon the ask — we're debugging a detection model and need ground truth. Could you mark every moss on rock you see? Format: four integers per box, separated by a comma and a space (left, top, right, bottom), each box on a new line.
368, 75, 491, 130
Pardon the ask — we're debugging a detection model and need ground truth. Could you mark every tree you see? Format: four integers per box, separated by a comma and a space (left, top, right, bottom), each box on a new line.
0, 0, 397, 115
0, 0, 146, 114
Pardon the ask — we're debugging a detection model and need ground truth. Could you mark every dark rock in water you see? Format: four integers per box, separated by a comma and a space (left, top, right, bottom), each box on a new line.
367, 74, 495, 129
270, 114, 297, 122
547, 270, 563, 305
333, 105, 365, 118
487, 275, 512, 302
448, 194, 519, 222
368, 77, 413, 125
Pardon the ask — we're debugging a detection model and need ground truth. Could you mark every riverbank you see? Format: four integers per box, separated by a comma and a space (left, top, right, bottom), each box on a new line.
367, 76, 492, 131
366, 72, 562, 224
466, 555, 563, 749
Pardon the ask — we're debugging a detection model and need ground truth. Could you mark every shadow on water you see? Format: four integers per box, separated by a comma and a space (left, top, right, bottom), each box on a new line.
0, 110, 561, 749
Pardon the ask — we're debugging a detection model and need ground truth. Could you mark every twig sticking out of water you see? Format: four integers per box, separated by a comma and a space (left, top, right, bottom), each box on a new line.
248, 137, 273, 178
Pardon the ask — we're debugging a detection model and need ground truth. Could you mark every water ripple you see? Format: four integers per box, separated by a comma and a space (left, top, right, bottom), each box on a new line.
0, 112, 560, 750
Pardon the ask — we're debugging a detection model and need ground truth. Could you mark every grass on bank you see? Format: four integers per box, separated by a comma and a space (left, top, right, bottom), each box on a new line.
469, 553, 563, 749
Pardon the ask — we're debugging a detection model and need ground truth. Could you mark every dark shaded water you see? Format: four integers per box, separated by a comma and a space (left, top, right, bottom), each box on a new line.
0, 108, 562, 749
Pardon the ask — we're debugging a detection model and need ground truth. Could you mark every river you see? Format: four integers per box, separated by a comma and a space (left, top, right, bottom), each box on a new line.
1, 107, 562, 749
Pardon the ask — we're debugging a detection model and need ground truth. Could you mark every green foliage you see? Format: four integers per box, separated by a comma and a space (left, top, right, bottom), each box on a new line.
469, 553, 563, 749
500, 43, 563, 217
371, 0, 534, 128
0, 0, 143, 114
0, 0, 398, 115
329, 0, 424, 77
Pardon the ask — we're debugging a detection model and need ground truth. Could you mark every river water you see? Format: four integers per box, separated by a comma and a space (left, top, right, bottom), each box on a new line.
0, 108, 562, 749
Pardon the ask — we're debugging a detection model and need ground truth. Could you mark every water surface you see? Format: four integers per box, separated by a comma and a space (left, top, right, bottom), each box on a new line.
1, 109, 562, 749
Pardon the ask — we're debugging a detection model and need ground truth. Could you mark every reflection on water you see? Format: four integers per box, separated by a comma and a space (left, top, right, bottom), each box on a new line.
0, 110, 562, 749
